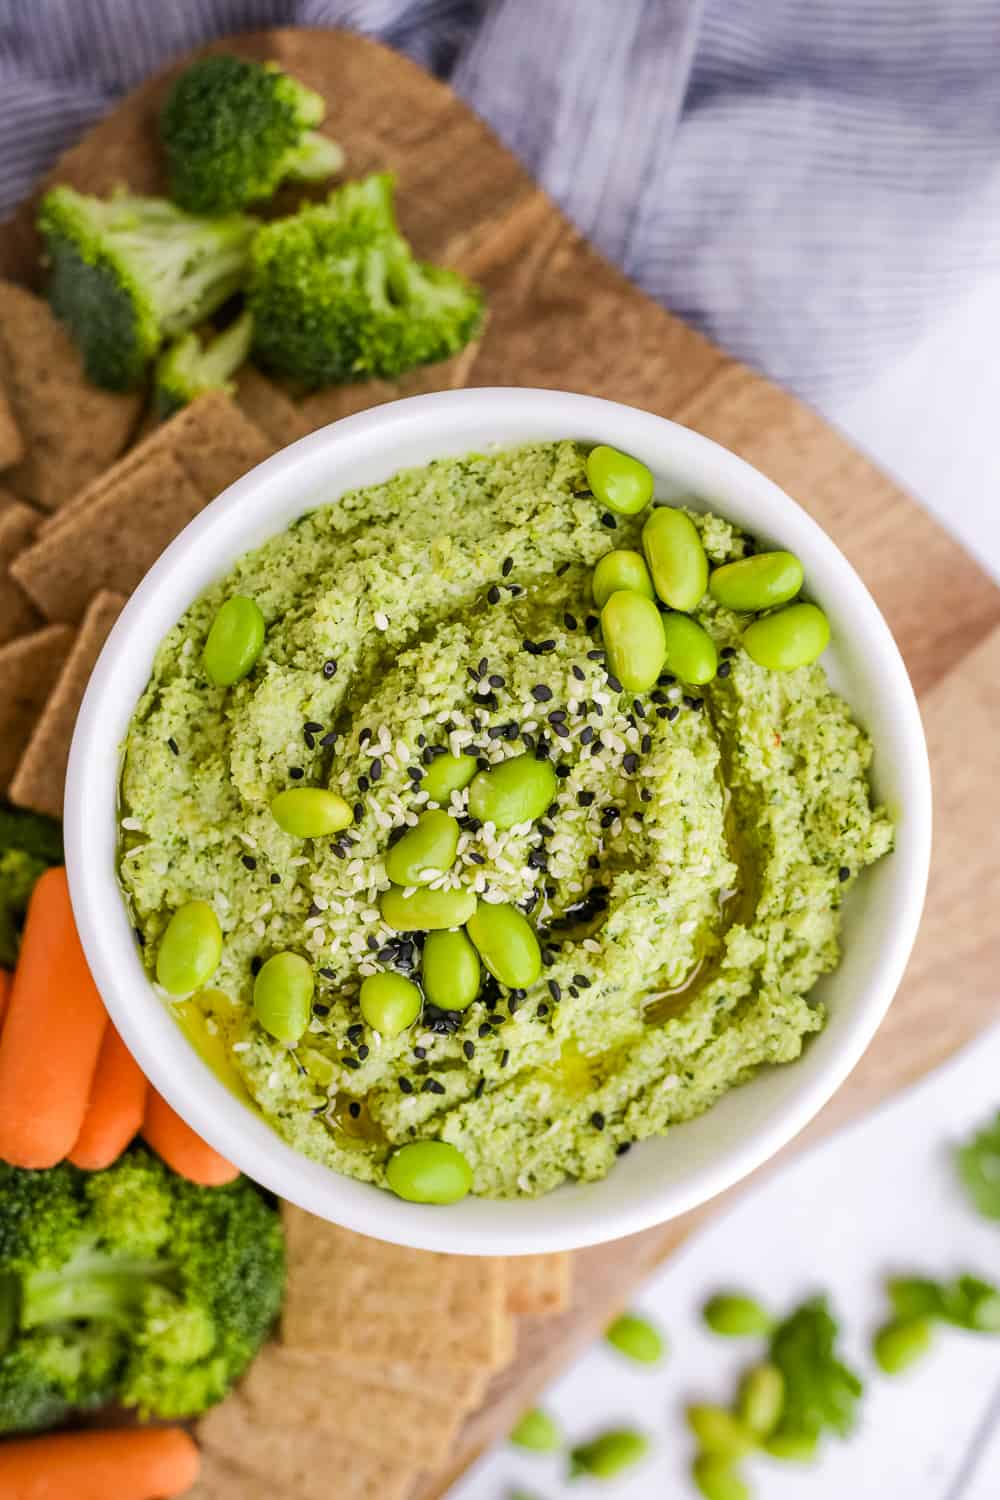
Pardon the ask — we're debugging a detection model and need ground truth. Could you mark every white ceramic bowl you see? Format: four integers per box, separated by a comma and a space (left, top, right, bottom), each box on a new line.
65, 388, 931, 1255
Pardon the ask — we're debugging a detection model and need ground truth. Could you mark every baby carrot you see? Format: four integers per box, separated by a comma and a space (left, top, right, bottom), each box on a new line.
0, 1426, 200, 1500
142, 1086, 239, 1186
69, 1021, 149, 1170
0, 967, 10, 1035
0, 867, 108, 1168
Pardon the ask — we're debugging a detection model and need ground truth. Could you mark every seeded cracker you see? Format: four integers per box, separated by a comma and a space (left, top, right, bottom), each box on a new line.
0, 623, 75, 789
506, 1253, 571, 1316
10, 590, 125, 818
0, 280, 141, 511
11, 451, 204, 624
0, 497, 42, 645
0, 376, 24, 470
277, 1346, 491, 1405
199, 1390, 414, 1500
281, 1206, 509, 1369
239, 1344, 471, 1468
42, 391, 275, 541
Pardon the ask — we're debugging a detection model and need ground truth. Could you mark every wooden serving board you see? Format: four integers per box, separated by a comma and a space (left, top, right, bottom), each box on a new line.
3, 28, 999, 1497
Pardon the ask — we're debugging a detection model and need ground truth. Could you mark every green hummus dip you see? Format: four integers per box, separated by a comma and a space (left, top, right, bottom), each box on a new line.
120, 441, 893, 1198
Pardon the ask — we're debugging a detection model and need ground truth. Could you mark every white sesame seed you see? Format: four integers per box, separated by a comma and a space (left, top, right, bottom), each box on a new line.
232, 1041, 250, 1053
396, 740, 410, 763
237, 831, 258, 848
358, 961, 377, 976
374, 610, 389, 631
120, 816, 144, 831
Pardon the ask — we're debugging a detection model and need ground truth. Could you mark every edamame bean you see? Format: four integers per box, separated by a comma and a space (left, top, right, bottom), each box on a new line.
422, 751, 477, 805
586, 445, 654, 516
468, 754, 556, 830
385, 1140, 472, 1203
737, 1363, 785, 1436
203, 596, 265, 686
466, 900, 541, 989
569, 1429, 649, 1480
691, 1453, 750, 1500
709, 551, 804, 612
380, 884, 476, 932
702, 1292, 772, 1338
743, 602, 830, 672
604, 1311, 666, 1365
422, 929, 481, 1011
271, 787, 353, 838
686, 1407, 756, 1458
873, 1317, 933, 1375
509, 1408, 561, 1453
156, 900, 222, 995
763, 1431, 818, 1463
253, 951, 314, 1043
662, 612, 717, 685
642, 506, 708, 611
359, 971, 422, 1038
592, 549, 655, 607
384, 810, 460, 886
601, 590, 667, 693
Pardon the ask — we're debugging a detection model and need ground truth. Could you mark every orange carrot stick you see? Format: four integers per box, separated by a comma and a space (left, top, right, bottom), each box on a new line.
142, 1086, 239, 1186
69, 1022, 149, 1170
0, 1426, 200, 1500
0, 867, 108, 1168
0, 967, 10, 1036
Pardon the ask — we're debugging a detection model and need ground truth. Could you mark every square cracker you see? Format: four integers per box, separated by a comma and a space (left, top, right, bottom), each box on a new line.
505, 1253, 571, 1317
0, 280, 141, 511
0, 497, 43, 645
184, 1448, 301, 1500
11, 451, 204, 624
199, 1391, 415, 1500
0, 377, 24, 470
9, 590, 125, 819
0, 623, 75, 789
234, 366, 311, 449
281, 1205, 510, 1370
283, 1347, 491, 1405
239, 1344, 474, 1468
43, 391, 275, 541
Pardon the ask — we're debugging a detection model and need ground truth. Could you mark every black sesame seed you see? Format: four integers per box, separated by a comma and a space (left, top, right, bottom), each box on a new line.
319, 967, 336, 979
589, 739, 604, 756
399, 1076, 414, 1093
414, 1046, 427, 1059
308, 900, 323, 918
577, 790, 595, 807
606, 673, 624, 694
685, 696, 704, 711
587, 649, 606, 662
616, 1141, 632, 1156
551, 721, 570, 739
369, 758, 382, 782
568, 985, 579, 998
423, 1077, 446, 1095
475, 1077, 486, 1099
241, 853, 257, 871
572, 665, 585, 682
357, 774, 370, 793
585, 614, 599, 631
353, 802, 364, 824
556, 560, 571, 576
527, 849, 548, 870
166, 736, 179, 756
555, 762, 571, 777
319, 730, 338, 748
537, 1003, 549, 1018
468, 851, 487, 866
304, 720, 323, 734
641, 733, 652, 754
489, 673, 505, 689
463, 1040, 475, 1060
591, 1110, 606, 1130
359, 727, 372, 746
323, 659, 337, 678
588, 854, 601, 870
270, 872, 281, 884
343, 1056, 361, 1070
622, 752, 639, 774
548, 979, 562, 1002
839, 865, 851, 882
538, 820, 555, 837
487, 585, 501, 605
532, 684, 553, 703
289, 766, 304, 780
600, 511, 617, 529
508, 584, 524, 596
478, 1022, 492, 1038
640, 788, 653, 803
501, 556, 514, 576
407, 766, 423, 783
717, 661, 732, 678
541, 946, 557, 965
659, 673, 677, 686
347, 1023, 364, 1043
347, 1101, 361, 1119
564, 612, 578, 630
312, 1002, 330, 1017
573, 974, 592, 988
651, 690, 667, 705
666, 706, 680, 722
500, 1049, 510, 1068
721, 646, 737, 659
357, 1043, 370, 1060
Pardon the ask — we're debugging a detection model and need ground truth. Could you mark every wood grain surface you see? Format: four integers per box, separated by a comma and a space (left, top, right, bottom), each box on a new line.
3, 28, 998, 1498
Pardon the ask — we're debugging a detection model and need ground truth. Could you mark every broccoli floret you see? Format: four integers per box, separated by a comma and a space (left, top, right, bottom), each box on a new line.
154, 308, 254, 420
0, 806, 63, 968
38, 187, 258, 391
0, 1147, 284, 1433
162, 55, 344, 214
248, 172, 484, 388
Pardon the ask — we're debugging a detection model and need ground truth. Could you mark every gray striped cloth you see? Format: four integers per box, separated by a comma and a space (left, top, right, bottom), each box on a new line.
2, 0, 998, 402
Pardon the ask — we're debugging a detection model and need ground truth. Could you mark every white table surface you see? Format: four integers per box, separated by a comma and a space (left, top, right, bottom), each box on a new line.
449, 279, 1000, 1500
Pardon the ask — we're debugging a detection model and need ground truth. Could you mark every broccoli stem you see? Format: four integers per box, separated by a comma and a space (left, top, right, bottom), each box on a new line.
20, 1253, 168, 1332
198, 309, 254, 386
286, 132, 345, 184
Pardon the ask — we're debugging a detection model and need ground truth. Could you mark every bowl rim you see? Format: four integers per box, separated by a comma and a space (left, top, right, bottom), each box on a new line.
65, 387, 932, 1254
